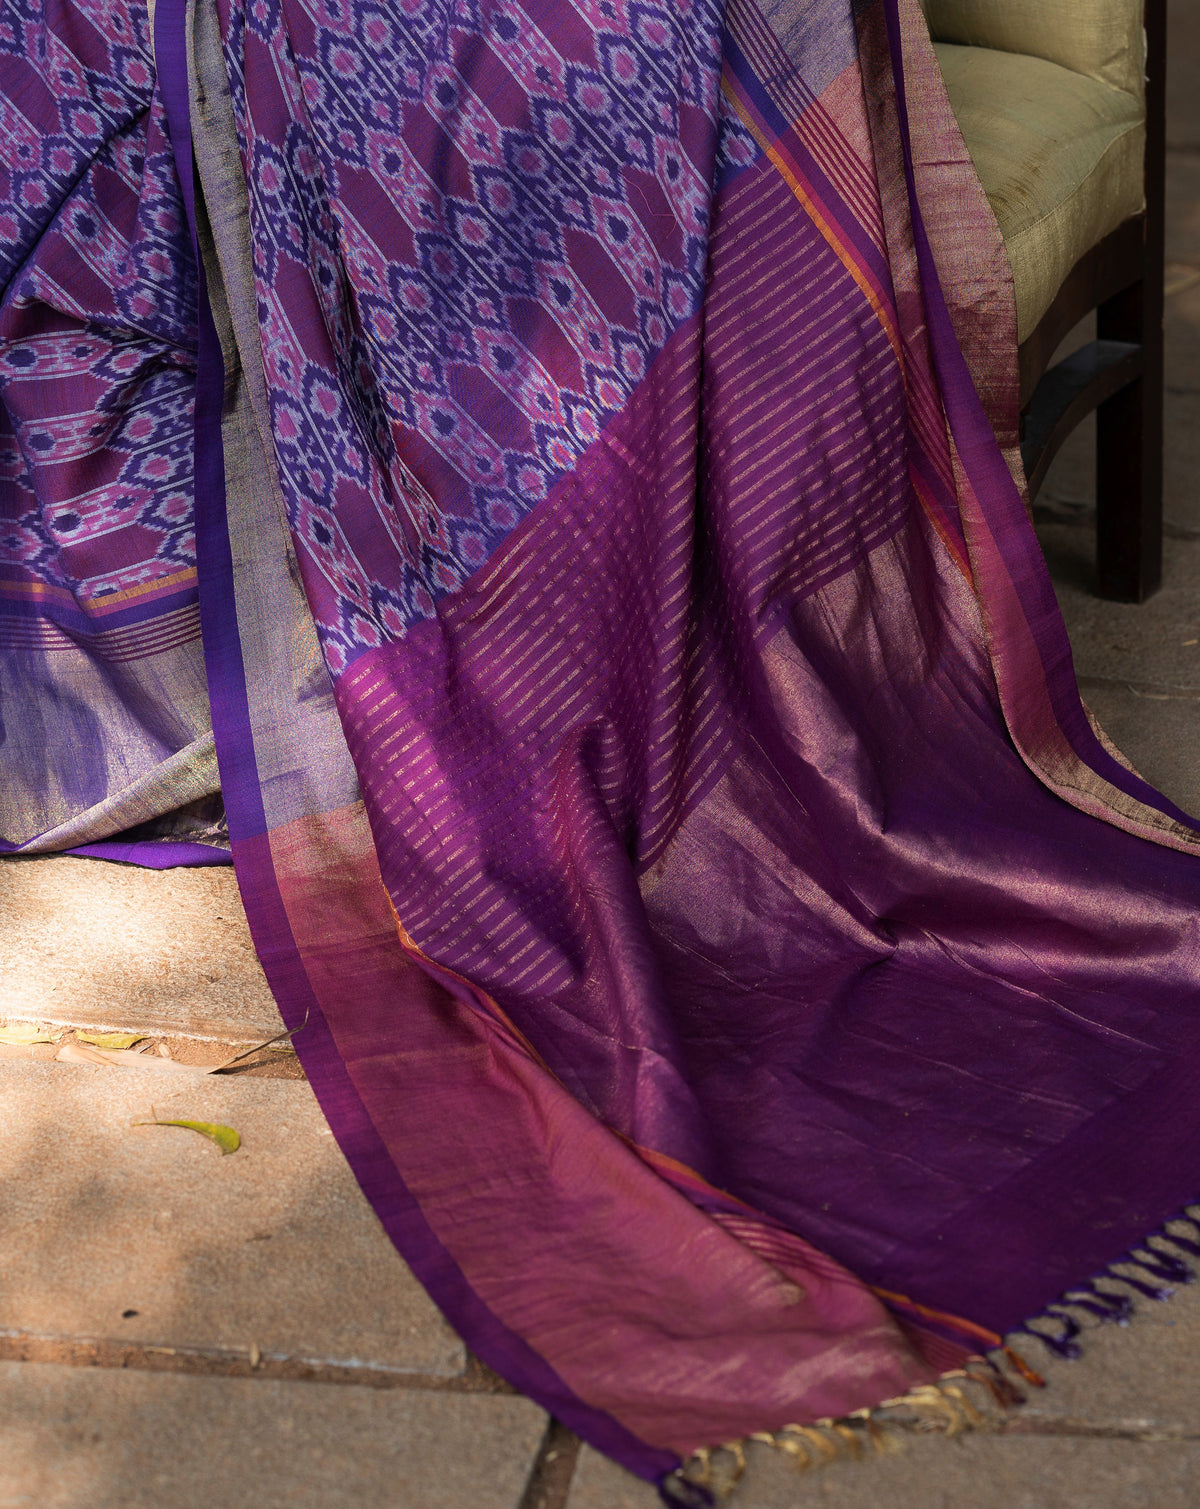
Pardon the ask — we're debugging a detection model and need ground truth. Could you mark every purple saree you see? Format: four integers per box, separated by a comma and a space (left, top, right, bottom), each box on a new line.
5, 0, 1200, 1491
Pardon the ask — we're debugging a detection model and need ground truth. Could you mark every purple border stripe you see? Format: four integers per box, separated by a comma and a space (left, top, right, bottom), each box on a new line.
722, 26, 892, 290
880, 0, 1194, 829
0, 583, 199, 634
65, 840, 232, 868
152, 0, 676, 1481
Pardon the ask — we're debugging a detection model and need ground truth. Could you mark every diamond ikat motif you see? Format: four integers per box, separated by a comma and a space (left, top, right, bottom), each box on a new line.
0, 2, 198, 621
219, 0, 727, 673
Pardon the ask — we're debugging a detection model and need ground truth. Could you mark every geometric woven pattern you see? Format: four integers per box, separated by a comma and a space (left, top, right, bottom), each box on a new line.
0, 3, 198, 624
220, 0, 727, 672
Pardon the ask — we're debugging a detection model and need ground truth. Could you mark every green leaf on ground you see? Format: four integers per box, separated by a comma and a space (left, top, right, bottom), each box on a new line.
76, 1031, 147, 1050
132, 1118, 241, 1155
0, 1023, 59, 1045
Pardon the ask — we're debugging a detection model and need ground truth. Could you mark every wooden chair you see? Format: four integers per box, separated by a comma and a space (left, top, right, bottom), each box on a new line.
923, 0, 1165, 601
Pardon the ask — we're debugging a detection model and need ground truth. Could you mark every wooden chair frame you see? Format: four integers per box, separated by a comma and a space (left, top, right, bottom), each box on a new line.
1017, 0, 1166, 602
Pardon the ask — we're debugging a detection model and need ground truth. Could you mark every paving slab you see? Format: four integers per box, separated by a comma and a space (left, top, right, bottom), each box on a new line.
1038, 303, 1200, 543
1168, 0, 1200, 150
1037, 335, 1200, 544
1038, 528, 1200, 686
1001, 1269, 1200, 1434
565, 1447, 660, 1509
1031, 207, 1200, 816
0, 1360, 545, 1509
0, 1059, 464, 1378
1162, 282, 1200, 434
1072, 680, 1200, 815
560, 1263, 1200, 1504
1032, 508, 1200, 812
0, 857, 282, 1043
567, 1434, 1200, 1509
1163, 389, 1200, 536
1165, 152, 1200, 273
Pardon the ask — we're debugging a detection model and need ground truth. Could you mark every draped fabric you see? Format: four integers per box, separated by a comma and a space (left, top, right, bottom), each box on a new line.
0, 0, 229, 863
5, 0, 1200, 1490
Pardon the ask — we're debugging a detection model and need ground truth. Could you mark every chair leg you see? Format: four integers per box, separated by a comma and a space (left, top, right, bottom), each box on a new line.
1095, 279, 1163, 602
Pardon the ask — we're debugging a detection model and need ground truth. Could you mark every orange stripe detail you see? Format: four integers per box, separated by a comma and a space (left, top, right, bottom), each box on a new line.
721, 79, 905, 369
909, 462, 973, 584
0, 567, 197, 612
386, 917, 997, 1348
871, 1285, 1002, 1348
386, 896, 558, 1079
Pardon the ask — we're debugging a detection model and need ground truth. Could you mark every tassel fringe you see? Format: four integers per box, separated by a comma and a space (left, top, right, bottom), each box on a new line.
661, 1207, 1200, 1503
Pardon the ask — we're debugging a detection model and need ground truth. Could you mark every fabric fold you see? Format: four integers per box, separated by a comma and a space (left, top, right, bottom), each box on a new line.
6, 0, 1200, 1486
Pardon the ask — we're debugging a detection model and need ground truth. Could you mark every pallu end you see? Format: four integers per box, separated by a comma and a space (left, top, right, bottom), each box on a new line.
1007, 1207, 1200, 1363
665, 1356, 1015, 1500
668, 1203, 1200, 1498
657, 1467, 717, 1507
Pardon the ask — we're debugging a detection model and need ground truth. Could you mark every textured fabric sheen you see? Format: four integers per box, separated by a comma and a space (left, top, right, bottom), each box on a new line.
0, 0, 233, 863
934, 41, 1144, 340
924, 0, 1144, 100
8, 0, 1200, 1489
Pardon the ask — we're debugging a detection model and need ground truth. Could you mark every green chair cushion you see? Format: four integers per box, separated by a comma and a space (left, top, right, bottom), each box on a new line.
924, 0, 1143, 100
934, 42, 1144, 340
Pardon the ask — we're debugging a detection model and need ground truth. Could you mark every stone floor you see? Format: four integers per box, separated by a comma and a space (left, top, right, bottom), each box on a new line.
4, 9, 1200, 1509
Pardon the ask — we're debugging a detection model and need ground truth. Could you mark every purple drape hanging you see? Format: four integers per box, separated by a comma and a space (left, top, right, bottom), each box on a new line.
5, 0, 1200, 1490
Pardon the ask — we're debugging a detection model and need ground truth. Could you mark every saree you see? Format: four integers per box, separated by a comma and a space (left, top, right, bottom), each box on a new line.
4, 0, 1200, 1492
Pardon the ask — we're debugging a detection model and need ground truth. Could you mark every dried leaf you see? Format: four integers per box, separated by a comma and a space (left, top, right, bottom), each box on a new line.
212, 1010, 310, 1073
0, 1023, 60, 1046
75, 1031, 147, 1050
56, 1041, 117, 1068
132, 1117, 241, 1155
56, 1042, 209, 1075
